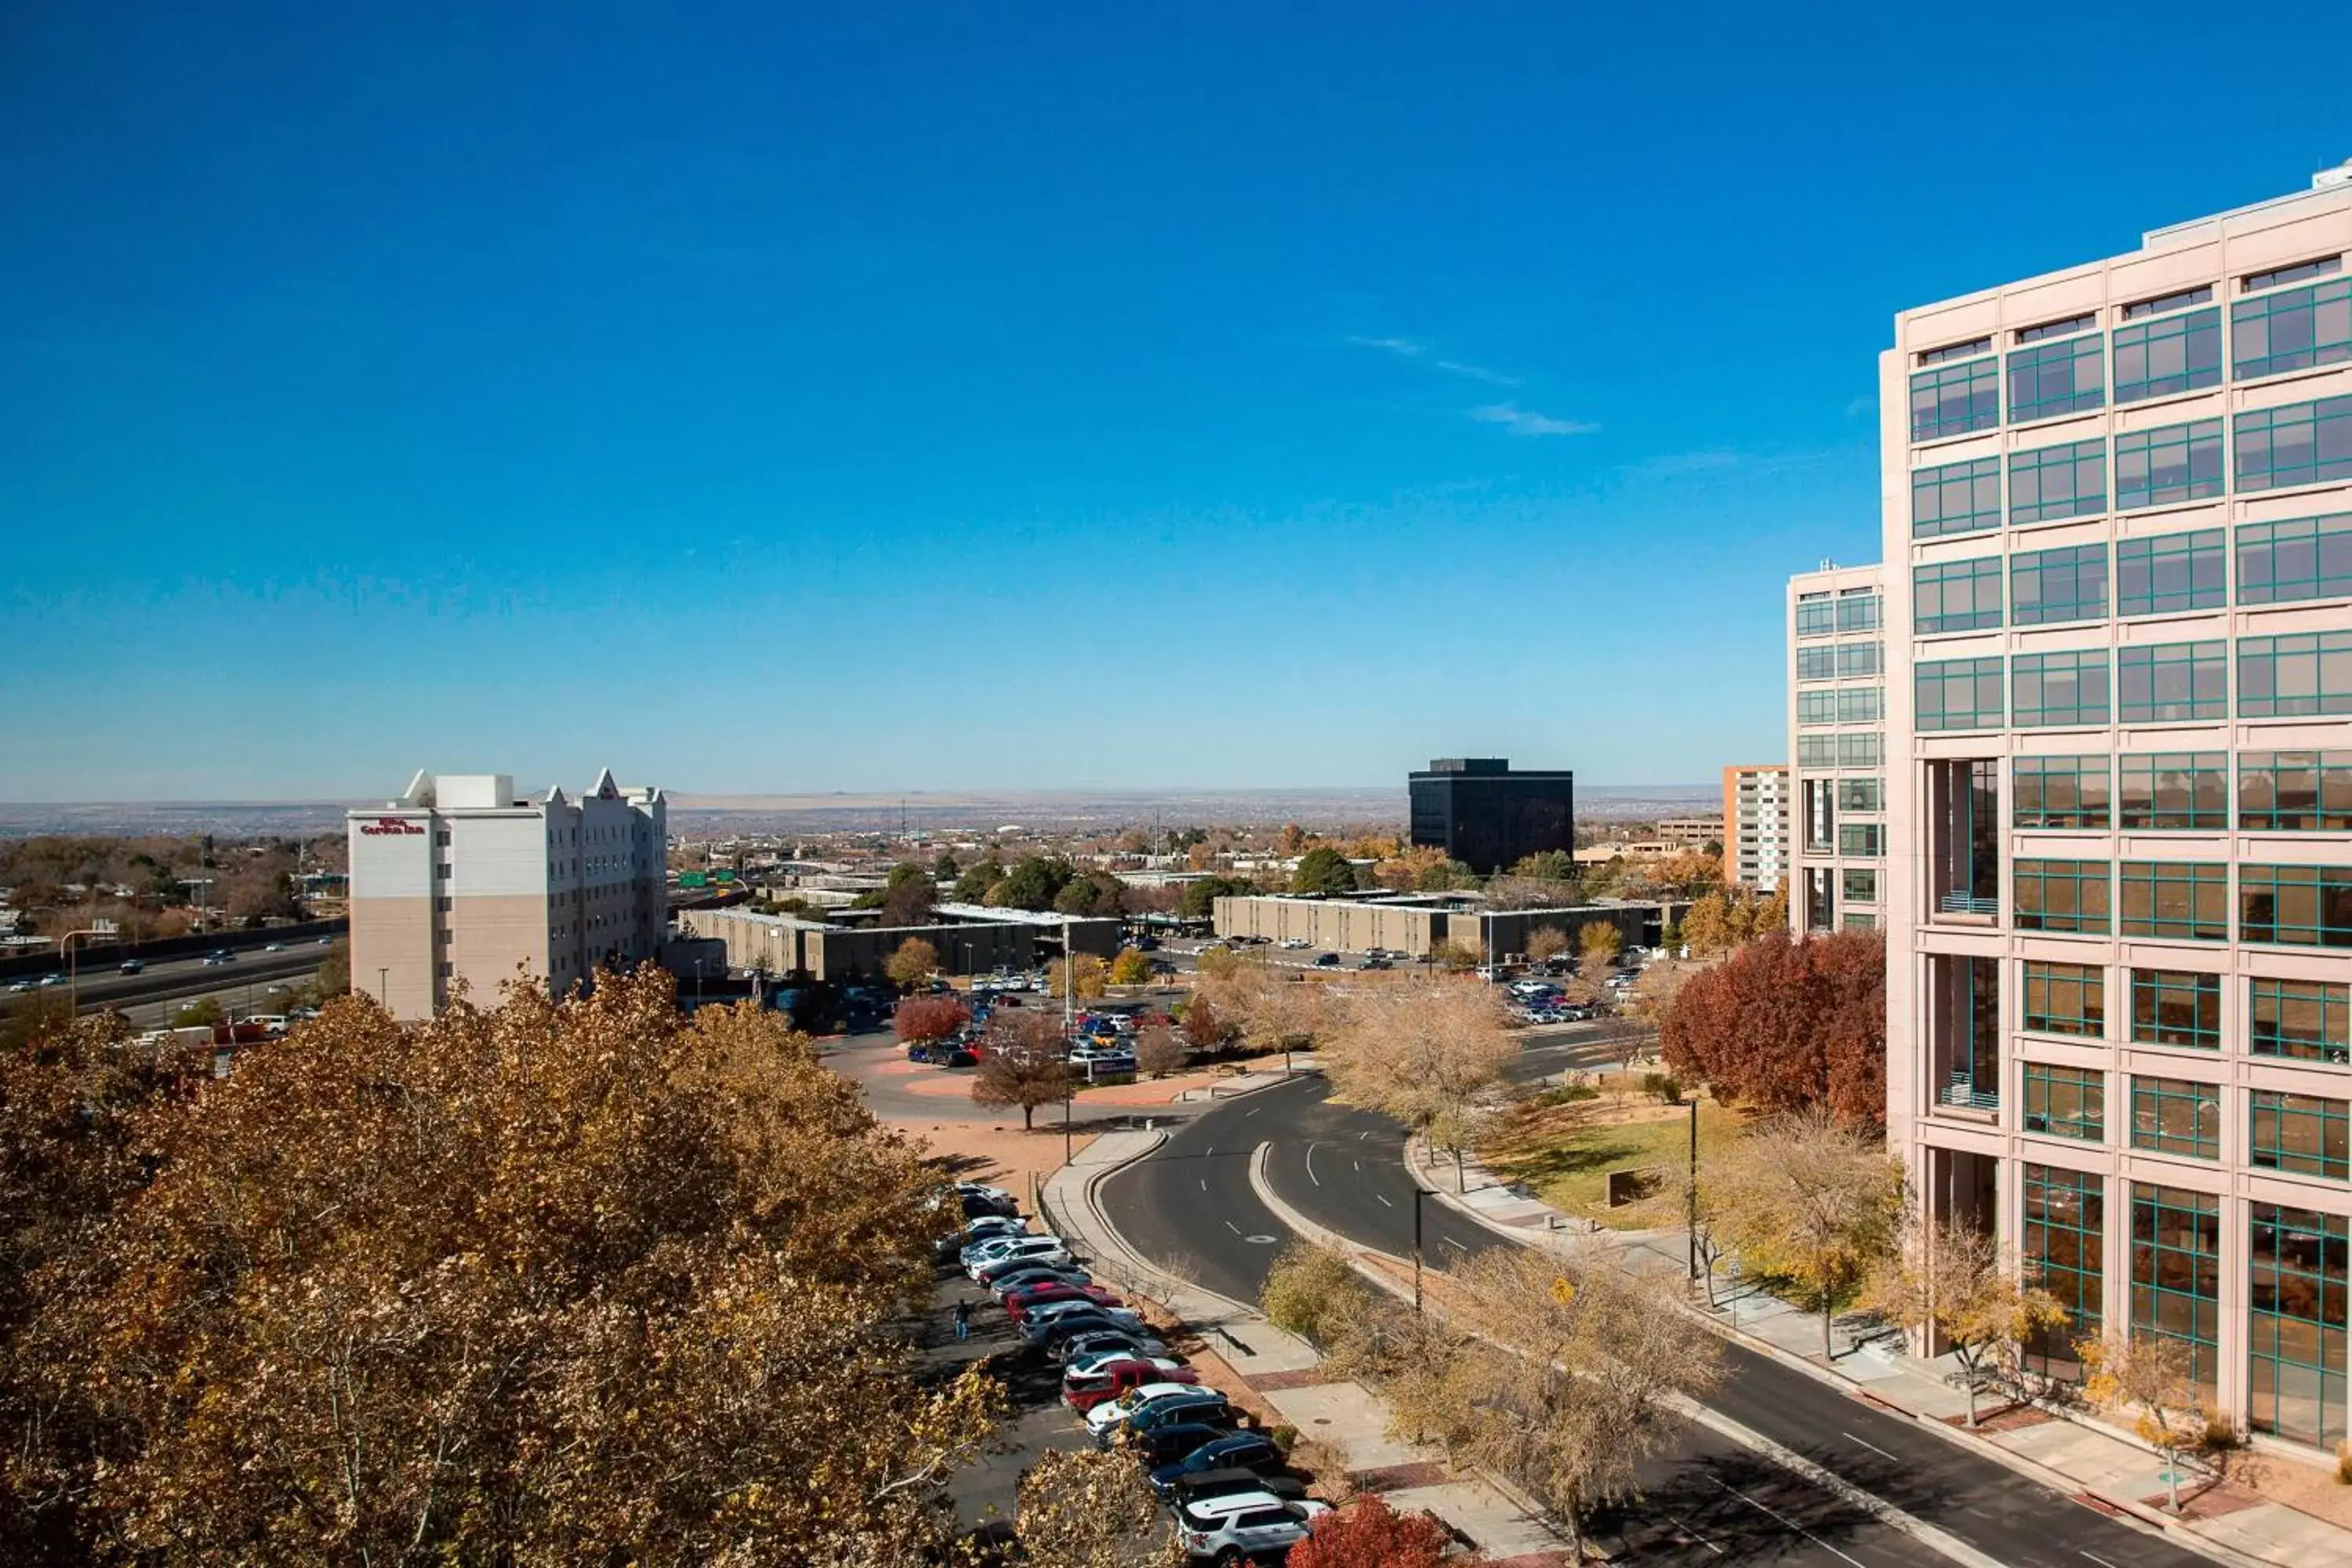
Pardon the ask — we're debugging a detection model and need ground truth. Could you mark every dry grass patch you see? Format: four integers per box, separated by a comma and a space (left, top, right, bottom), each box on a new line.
1481, 1078, 1748, 1229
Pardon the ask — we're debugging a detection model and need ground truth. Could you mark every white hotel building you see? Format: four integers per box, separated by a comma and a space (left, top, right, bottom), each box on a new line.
1869, 166, 2352, 1454
348, 769, 667, 1020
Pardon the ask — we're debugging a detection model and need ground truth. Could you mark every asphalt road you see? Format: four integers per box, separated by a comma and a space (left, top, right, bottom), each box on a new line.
1100, 1058, 2215, 1568
2, 946, 328, 1020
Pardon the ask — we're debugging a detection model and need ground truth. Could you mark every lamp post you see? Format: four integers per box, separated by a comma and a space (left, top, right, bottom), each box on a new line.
1685, 1094, 1700, 1283
1062, 1073, 1075, 1170
1413, 1185, 1428, 1317
378, 967, 390, 1006
58, 927, 107, 1015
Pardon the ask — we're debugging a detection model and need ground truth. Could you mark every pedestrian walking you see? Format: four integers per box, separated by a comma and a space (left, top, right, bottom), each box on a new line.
953, 1300, 971, 1341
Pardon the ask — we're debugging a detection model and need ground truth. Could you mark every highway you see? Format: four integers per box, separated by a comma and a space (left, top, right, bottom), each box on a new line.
3, 945, 334, 1023
1099, 1044, 2215, 1568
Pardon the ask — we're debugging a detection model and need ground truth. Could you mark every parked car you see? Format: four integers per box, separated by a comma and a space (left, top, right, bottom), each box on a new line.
1021, 1306, 1145, 1349
1164, 1468, 1308, 1508
1002, 1282, 1121, 1320
938, 1217, 1027, 1261
1084, 1382, 1214, 1439
1095, 1388, 1233, 1447
986, 1265, 1091, 1300
1146, 1432, 1287, 1497
1126, 1421, 1245, 1469
1172, 1492, 1330, 1563
972, 1242, 1076, 1284
1053, 1327, 1170, 1364
1018, 1299, 1141, 1337
1062, 1358, 1196, 1414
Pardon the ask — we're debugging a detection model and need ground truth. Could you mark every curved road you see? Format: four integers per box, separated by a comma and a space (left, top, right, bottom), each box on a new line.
1101, 1047, 2214, 1568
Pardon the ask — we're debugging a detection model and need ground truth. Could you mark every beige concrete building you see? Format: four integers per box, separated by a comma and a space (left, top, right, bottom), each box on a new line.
349, 769, 667, 1020
1210, 893, 1685, 962
677, 902, 1121, 983
1788, 564, 1889, 933
1657, 816, 1725, 848
1882, 167, 2352, 1452
1719, 767, 1789, 891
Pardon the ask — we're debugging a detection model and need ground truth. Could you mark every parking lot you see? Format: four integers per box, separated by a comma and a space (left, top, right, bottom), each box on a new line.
924, 1181, 1333, 1562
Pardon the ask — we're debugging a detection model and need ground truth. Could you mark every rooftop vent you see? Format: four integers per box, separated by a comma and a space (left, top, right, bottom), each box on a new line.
2318, 159, 2352, 192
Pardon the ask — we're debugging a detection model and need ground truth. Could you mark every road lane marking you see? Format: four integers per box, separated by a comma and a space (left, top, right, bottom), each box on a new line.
1352, 1160, 1360, 1172
1664, 1515, 1724, 1555
1203, 1145, 1214, 1156
1374, 1192, 1393, 1207
1244, 1106, 1260, 1116
1305, 1143, 1322, 1186
1224, 1220, 1241, 1235
1357, 1131, 1371, 1141
2080, 1555, 2121, 1568
1199, 1178, 1207, 1192
1714, 1479, 1868, 1568
1843, 1432, 1900, 1463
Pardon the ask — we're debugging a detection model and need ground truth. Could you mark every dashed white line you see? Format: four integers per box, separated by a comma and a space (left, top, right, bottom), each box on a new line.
1714, 1479, 1868, 1568
2079, 1555, 2121, 1568
1842, 1431, 1900, 1463
1664, 1515, 1724, 1556
1203, 1144, 1214, 1156
1223, 1219, 1242, 1236
1374, 1192, 1393, 1207
1199, 1178, 1207, 1192
1243, 1106, 1260, 1117
1305, 1143, 1322, 1186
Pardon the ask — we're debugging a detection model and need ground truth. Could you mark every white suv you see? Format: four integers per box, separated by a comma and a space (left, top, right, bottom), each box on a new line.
1174, 1491, 1330, 1562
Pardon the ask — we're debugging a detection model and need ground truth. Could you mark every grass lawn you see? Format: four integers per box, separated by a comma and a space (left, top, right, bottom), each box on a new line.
1481, 1083, 1746, 1230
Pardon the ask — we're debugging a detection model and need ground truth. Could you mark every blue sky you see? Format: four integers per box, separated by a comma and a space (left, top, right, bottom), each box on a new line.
3, 3, 2346, 801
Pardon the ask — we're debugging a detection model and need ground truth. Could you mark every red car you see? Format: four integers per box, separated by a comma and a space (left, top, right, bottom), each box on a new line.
1062, 1357, 1197, 1413
1004, 1282, 1122, 1321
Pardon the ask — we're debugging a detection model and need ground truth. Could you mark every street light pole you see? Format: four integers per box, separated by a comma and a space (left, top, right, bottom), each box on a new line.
1686, 1094, 1700, 1283
1413, 1186, 1426, 1317
1063, 1076, 1074, 1170
378, 967, 390, 1006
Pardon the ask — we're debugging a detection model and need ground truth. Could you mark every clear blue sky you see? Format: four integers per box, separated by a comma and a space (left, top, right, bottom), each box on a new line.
4, 3, 2345, 801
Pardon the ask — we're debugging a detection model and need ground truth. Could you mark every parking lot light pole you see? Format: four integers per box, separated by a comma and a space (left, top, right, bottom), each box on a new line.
1062, 1075, 1074, 1170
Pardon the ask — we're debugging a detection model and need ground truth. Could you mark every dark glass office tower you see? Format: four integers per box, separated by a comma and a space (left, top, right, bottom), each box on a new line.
1406, 758, 1576, 875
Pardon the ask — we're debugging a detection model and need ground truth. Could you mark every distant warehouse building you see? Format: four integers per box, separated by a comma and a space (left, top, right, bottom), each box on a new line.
1407, 758, 1576, 875
348, 769, 667, 1021
1211, 892, 1689, 962
678, 901, 1121, 984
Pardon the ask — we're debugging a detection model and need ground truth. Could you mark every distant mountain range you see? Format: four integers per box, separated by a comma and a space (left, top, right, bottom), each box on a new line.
0, 783, 1720, 838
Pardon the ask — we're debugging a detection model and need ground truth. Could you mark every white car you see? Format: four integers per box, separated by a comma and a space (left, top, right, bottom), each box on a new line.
1065, 1350, 1185, 1381
1083, 1380, 1205, 1436
970, 1240, 1075, 1281
1174, 1492, 1331, 1562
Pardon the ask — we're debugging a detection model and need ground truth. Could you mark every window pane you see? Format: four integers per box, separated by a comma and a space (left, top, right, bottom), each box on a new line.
2016, 859, 2111, 934
2232, 278, 2352, 379
2236, 397, 2352, 492
2120, 862, 2231, 942
2118, 752, 2229, 830
2024, 960, 2104, 1037
2131, 1077, 2222, 1160
2115, 307, 2222, 403
2132, 969, 2220, 1050
2238, 514, 2352, 605
1912, 456, 2003, 539
2115, 419, 2225, 511
2117, 528, 2227, 616
2011, 439, 2109, 524
2252, 979, 2352, 1064
1917, 657, 2005, 731
2012, 543, 2109, 625
2008, 333, 2105, 422
2014, 754, 2111, 829
2241, 865, 2352, 949
2013, 651, 2110, 728
1915, 557, 2004, 634
2238, 751, 2352, 832
1911, 357, 2000, 440
2118, 641, 2228, 723
2238, 632, 2352, 718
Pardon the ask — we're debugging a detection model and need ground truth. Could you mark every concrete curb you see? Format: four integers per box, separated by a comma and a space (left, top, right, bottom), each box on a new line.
1401, 1134, 2263, 1568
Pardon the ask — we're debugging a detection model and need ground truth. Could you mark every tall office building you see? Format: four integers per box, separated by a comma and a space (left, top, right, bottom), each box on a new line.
1406, 758, 1576, 875
349, 769, 668, 1020
1788, 564, 1889, 931
1721, 764, 1792, 892
1881, 167, 2352, 1452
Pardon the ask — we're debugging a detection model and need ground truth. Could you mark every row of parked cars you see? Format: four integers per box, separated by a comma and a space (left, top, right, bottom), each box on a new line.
933, 1189, 1330, 1563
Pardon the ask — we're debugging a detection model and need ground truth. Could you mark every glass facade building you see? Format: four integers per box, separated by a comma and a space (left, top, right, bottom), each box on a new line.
1863, 170, 2352, 1450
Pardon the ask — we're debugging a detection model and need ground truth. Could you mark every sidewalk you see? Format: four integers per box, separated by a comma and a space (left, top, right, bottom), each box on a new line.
1408, 1138, 2352, 1568
1042, 1129, 1573, 1566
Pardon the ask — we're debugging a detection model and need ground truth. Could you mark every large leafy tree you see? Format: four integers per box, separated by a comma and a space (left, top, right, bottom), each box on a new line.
1658, 930, 1886, 1125
1290, 846, 1358, 896
988, 855, 1074, 912
4, 971, 998, 1563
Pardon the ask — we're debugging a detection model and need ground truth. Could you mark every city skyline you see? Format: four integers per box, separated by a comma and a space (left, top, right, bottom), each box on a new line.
6, 5, 2350, 800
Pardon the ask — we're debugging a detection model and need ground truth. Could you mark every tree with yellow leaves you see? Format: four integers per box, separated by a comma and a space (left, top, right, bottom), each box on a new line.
1016, 1447, 1182, 1567
1106, 946, 1152, 987
1047, 952, 1109, 1001
1323, 980, 1512, 1188
3, 970, 1002, 1563
1711, 1109, 1905, 1356
1861, 1215, 2065, 1425
2079, 1332, 2209, 1513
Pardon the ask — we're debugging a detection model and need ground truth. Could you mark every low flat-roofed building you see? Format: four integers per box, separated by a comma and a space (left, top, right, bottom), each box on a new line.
1211, 892, 1689, 960
679, 902, 1121, 983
